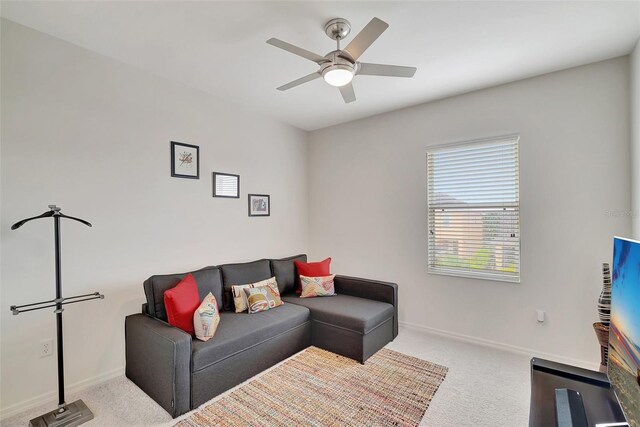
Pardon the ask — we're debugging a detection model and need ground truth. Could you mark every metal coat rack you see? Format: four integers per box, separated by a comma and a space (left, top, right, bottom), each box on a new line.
10, 205, 104, 427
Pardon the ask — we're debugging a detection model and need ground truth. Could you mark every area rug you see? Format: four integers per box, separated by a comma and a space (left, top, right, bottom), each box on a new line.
176, 346, 448, 427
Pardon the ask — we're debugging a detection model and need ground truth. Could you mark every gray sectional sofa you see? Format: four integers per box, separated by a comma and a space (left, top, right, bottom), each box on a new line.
124, 254, 398, 417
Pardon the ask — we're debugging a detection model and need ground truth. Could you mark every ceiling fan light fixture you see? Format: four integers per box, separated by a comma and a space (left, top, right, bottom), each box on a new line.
322, 65, 354, 87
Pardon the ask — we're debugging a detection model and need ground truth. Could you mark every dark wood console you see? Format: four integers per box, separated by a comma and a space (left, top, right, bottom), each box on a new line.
529, 357, 627, 426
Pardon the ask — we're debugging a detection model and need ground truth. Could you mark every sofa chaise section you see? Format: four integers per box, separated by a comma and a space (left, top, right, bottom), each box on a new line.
282, 275, 398, 363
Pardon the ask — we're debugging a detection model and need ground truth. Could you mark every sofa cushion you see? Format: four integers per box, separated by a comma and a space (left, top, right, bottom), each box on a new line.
191, 303, 310, 372
144, 266, 223, 322
270, 254, 307, 295
220, 259, 272, 311
282, 294, 394, 334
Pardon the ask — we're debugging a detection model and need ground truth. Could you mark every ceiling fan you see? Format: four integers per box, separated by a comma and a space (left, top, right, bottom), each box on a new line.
266, 17, 417, 104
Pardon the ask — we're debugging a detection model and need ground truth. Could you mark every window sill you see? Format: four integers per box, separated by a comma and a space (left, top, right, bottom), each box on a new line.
428, 268, 520, 284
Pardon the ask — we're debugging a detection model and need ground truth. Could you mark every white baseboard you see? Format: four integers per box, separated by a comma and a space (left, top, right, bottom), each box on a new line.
399, 321, 600, 371
0, 366, 125, 421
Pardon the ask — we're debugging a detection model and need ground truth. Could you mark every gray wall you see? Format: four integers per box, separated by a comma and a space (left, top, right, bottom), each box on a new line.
0, 19, 309, 415
308, 57, 631, 367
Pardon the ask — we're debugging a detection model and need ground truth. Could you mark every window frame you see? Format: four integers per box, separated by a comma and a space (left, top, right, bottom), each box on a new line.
426, 134, 521, 283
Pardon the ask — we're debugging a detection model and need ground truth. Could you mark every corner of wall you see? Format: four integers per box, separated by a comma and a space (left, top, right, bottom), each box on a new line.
631, 38, 640, 239
302, 128, 312, 253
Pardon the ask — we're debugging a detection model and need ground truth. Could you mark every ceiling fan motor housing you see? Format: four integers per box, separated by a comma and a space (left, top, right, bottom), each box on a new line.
322, 51, 356, 71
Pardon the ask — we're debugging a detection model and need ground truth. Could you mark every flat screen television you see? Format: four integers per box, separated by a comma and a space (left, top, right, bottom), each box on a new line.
609, 236, 640, 427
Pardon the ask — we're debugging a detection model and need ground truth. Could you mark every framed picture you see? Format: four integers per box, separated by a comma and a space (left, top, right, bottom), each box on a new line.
171, 141, 199, 179
212, 172, 240, 198
248, 194, 270, 217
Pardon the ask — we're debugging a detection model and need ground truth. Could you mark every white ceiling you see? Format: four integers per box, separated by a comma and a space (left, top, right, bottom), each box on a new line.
2, 1, 640, 131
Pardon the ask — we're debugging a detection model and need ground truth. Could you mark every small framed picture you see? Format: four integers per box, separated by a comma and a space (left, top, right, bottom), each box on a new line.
171, 141, 199, 179
213, 172, 240, 198
248, 194, 270, 217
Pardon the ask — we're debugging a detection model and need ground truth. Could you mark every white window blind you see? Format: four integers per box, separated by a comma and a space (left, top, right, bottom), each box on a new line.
427, 136, 520, 283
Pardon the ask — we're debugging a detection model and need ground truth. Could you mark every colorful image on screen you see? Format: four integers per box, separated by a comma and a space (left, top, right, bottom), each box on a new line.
609, 237, 640, 427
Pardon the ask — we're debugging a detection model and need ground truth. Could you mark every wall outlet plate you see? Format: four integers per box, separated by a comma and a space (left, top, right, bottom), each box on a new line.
40, 338, 53, 357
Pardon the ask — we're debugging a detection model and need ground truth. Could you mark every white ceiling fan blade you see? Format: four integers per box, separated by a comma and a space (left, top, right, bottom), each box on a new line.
358, 63, 417, 78
342, 18, 389, 61
339, 82, 356, 103
266, 38, 327, 64
276, 72, 321, 91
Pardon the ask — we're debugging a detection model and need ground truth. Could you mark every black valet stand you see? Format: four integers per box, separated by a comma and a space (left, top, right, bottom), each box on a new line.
10, 205, 104, 427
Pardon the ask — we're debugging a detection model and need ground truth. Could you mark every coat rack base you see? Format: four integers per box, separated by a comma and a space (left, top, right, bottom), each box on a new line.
29, 400, 94, 427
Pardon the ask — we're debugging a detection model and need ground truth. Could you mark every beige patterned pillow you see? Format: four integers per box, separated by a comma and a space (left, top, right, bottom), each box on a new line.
262, 280, 283, 308
243, 287, 271, 314
300, 274, 336, 298
241, 281, 283, 314
193, 293, 220, 341
232, 277, 281, 313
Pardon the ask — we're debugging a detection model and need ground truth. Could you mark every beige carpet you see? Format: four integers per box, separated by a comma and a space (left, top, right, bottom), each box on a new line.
176, 346, 448, 427
2, 328, 531, 426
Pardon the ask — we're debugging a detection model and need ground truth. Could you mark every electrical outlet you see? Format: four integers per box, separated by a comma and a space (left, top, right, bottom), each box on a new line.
40, 338, 53, 358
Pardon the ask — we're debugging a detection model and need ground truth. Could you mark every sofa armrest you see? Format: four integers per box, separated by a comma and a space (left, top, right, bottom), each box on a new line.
333, 275, 399, 338
125, 314, 191, 417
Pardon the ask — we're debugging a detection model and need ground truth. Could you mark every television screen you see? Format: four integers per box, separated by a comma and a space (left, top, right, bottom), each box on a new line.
609, 236, 640, 427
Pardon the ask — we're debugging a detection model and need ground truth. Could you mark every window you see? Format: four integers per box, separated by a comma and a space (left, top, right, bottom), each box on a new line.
427, 136, 520, 282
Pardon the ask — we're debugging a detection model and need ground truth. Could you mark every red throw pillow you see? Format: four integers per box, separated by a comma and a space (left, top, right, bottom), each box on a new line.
164, 273, 200, 335
294, 258, 331, 294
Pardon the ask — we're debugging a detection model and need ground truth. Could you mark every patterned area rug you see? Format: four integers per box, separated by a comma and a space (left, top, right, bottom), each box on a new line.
176, 346, 448, 427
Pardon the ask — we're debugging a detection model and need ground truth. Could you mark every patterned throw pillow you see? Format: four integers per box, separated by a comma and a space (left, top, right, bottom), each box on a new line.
231, 284, 254, 313
232, 277, 282, 313
240, 281, 283, 314
294, 258, 331, 294
263, 280, 284, 308
243, 287, 271, 314
193, 293, 220, 342
300, 274, 336, 298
